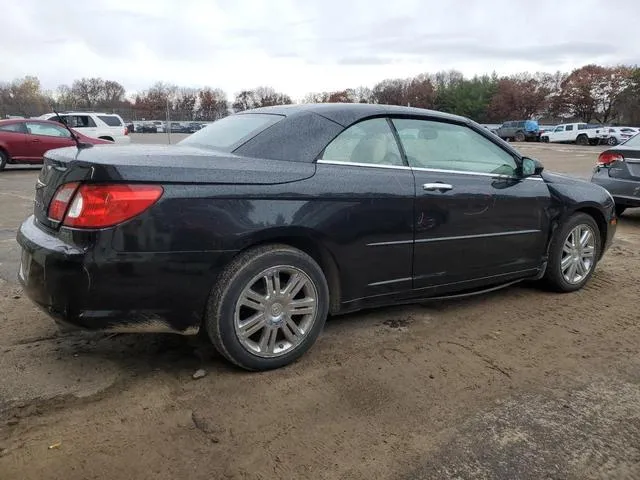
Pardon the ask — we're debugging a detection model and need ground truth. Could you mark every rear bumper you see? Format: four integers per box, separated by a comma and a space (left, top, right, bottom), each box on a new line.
591, 169, 640, 207
16, 215, 234, 334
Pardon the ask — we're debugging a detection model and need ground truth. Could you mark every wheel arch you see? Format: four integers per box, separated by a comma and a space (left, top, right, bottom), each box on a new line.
233, 228, 342, 315
573, 206, 608, 260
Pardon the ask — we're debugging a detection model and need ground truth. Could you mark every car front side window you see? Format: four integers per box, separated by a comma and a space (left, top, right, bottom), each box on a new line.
392, 118, 518, 176
320, 118, 403, 167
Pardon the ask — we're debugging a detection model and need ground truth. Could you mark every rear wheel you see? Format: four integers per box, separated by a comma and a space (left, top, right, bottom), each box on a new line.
0, 150, 6, 171
544, 213, 600, 292
576, 134, 589, 146
615, 205, 627, 217
205, 244, 329, 371
607, 136, 618, 146
541, 136, 549, 143
514, 131, 526, 142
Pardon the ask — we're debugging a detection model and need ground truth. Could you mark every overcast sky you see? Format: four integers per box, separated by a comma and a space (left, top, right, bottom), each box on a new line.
2, 0, 638, 100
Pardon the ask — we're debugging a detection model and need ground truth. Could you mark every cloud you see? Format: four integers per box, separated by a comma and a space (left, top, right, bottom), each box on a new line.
1, 0, 638, 99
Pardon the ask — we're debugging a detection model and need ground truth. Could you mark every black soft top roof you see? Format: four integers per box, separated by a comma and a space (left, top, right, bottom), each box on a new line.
240, 103, 470, 127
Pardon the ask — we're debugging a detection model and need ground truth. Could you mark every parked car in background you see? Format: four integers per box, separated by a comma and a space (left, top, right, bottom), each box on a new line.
185, 122, 204, 133
538, 125, 556, 137
40, 112, 131, 144
170, 122, 186, 133
16, 104, 616, 371
153, 121, 166, 133
540, 123, 602, 145
0, 119, 110, 171
140, 122, 158, 133
598, 127, 639, 146
494, 120, 540, 142
591, 132, 640, 216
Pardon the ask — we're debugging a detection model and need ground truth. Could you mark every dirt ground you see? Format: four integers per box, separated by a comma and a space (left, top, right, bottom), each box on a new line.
1, 138, 639, 480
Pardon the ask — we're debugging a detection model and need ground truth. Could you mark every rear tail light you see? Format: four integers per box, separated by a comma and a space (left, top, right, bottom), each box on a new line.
48, 183, 163, 228
597, 152, 624, 166
48, 182, 80, 221
124, 126, 129, 135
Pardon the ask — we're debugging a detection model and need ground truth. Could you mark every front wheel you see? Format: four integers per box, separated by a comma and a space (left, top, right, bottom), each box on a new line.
205, 244, 329, 371
544, 213, 601, 292
0, 150, 7, 171
607, 136, 618, 146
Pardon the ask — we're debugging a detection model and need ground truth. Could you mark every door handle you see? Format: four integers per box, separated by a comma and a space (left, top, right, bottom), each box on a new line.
31, 139, 41, 143
423, 183, 453, 192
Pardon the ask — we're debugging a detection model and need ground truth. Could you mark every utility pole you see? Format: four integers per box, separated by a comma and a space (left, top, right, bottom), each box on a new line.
166, 97, 172, 144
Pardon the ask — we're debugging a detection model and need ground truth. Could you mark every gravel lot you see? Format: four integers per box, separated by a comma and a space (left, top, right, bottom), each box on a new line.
1, 137, 639, 480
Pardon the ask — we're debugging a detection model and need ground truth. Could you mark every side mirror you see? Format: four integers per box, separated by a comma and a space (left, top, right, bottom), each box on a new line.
521, 157, 544, 177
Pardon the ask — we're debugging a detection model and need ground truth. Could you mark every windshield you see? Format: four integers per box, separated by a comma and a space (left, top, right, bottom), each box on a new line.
179, 113, 283, 151
622, 132, 640, 147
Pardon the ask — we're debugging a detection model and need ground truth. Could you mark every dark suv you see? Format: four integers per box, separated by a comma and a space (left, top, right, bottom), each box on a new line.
495, 120, 540, 142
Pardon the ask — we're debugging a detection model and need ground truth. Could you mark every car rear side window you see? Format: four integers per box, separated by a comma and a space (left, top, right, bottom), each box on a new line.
320, 118, 403, 166
55, 115, 97, 128
0, 123, 27, 133
566, 125, 574, 131
179, 113, 283, 151
392, 119, 517, 176
98, 115, 123, 126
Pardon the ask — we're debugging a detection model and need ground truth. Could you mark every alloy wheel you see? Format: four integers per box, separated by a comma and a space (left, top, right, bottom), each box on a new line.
234, 265, 318, 358
561, 225, 596, 284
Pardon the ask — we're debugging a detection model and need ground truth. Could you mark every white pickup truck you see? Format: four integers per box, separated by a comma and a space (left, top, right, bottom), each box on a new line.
540, 122, 603, 146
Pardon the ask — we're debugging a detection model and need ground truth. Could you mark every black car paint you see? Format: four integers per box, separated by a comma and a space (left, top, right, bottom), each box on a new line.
16, 104, 617, 334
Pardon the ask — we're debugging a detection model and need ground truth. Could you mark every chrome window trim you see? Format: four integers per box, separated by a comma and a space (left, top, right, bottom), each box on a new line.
317, 159, 411, 170
317, 160, 544, 181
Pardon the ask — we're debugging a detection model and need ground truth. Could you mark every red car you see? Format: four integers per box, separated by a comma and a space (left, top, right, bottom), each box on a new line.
0, 119, 111, 171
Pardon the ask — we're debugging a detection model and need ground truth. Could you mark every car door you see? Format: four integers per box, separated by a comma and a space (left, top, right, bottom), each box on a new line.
24, 122, 75, 159
564, 124, 575, 142
315, 117, 416, 302
549, 125, 564, 142
0, 122, 30, 159
391, 118, 550, 293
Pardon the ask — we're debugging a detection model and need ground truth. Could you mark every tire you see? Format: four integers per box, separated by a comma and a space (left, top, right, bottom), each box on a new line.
514, 131, 526, 142
205, 244, 330, 371
541, 136, 549, 143
0, 150, 6, 171
615, 205, 627, 217
544, 213, 601, 292
607, 136, 618, 146
576, 135, 589, 146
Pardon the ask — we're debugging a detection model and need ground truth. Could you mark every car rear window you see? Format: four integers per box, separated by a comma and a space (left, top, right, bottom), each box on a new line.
178, 113, 283, 151
623, 133, 640, 147
98, 115, 123, 126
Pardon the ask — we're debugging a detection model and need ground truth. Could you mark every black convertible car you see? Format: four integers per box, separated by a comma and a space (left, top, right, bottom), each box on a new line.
17, 104, 617, 371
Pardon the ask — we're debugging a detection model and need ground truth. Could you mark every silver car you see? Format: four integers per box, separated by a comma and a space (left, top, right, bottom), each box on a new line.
591, 132, 640, 216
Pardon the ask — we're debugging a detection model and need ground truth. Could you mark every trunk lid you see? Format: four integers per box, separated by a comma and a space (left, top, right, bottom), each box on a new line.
34, 144, 316, 229
607, 146, 640, 181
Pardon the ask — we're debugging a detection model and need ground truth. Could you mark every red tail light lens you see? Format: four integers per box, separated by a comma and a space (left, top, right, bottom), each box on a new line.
597, 152, 624, 166
49, 183, 163, 228
124, 126, 129, 135
48, 182, 80, 221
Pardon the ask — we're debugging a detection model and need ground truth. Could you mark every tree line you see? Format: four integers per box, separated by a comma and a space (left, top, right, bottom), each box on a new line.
1, 64, 638, 124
